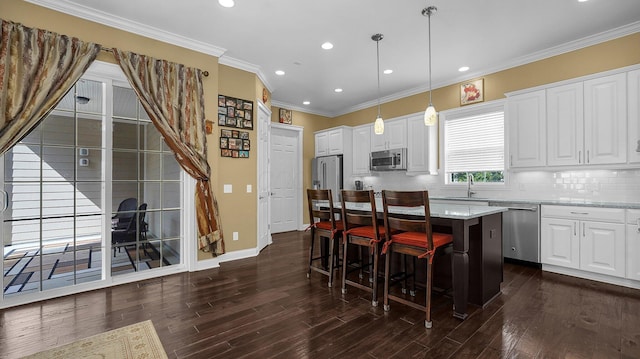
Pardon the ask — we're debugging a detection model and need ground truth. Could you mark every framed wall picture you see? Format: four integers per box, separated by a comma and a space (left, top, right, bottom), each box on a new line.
217, 94, 254, 130
460, 79, 484, 105
279, 108, 292, 124
219, 130, 250, 158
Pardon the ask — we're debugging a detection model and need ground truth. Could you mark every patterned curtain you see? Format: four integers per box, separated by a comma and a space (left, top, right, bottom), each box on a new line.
0, 19, 100, 155
112, 49, 225, 255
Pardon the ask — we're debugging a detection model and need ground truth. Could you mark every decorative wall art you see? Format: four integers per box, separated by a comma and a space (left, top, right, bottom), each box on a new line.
279, 108, 292, 124
460, 78, 484, 105
218, 94, 254, 130
220, 129, 250, 158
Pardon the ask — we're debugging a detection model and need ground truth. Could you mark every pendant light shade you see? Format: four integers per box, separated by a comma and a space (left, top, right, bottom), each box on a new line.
372, 33, 384, 135
423, 5, 437, 126
374, 115, 384, 135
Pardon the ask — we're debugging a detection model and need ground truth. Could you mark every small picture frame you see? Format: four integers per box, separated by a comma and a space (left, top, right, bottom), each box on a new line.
239, 131, 249, 140
279, 108, 292, 124
232, 130, 240, 138
221, 149, 233, 157
460, 78, 484, 105
221, 129, 232, 138
242, 139, 250, 151
220, 137, 228, 149
218, 114, 226, 126
239, 150, 249, 158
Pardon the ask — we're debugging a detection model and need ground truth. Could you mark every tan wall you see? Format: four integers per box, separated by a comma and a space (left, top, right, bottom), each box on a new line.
334, 33, 640, 128
215, 65, 258, 254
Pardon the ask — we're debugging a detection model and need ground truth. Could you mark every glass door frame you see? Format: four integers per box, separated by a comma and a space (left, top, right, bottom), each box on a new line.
0, 61, 194, 309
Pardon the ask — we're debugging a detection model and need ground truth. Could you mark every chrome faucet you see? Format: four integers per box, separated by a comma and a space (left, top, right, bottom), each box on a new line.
467, 173, 476, 198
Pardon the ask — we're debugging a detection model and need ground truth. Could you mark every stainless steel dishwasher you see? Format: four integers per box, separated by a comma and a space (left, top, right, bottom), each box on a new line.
488, 201, 540, 265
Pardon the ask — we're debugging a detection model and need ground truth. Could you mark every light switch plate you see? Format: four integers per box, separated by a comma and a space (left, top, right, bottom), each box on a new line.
224, 184, 232, 193
246, 184, 252, 193
233, 232, 238, 241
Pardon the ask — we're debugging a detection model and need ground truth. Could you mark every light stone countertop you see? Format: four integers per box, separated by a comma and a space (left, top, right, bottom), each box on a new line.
431, 196, 640, 210
333, 199, 507, 221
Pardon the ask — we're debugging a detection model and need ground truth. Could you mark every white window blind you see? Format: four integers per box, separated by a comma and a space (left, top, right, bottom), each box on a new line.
444, 111, 504, 173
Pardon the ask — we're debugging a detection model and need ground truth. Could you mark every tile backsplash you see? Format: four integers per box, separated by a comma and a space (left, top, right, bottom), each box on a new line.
350, 168, 640, 203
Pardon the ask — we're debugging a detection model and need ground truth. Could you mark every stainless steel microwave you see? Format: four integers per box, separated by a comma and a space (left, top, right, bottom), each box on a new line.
370, 148, 407, 171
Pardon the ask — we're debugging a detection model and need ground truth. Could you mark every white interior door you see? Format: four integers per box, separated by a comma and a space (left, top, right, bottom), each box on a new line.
270, 123, 302, 233
257, 102, 272, 252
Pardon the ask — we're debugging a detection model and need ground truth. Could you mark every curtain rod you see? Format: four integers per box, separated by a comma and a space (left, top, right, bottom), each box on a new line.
100, 46, 209, 77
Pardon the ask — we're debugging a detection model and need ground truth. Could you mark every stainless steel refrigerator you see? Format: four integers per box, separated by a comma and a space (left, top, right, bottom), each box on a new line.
312, 155, 343, 203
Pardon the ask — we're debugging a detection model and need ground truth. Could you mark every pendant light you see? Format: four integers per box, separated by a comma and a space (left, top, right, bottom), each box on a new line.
372, 33, 385, 135
423, 5, 437, 126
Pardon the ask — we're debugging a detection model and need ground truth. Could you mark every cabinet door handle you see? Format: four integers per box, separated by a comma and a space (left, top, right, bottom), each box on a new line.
582, 222, 586, 237
510, 155, 513, 166
574, 222, 577, 236
578, 150, 582, 164
586, 150, 590, 164
570, 211, 589, 215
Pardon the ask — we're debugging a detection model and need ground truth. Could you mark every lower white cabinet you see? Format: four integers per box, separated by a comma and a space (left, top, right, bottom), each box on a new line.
541, 205, 625, 278
627, 209, 640, 281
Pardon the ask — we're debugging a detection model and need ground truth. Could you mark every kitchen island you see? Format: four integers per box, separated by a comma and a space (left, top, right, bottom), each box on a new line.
335, 200, 508, 319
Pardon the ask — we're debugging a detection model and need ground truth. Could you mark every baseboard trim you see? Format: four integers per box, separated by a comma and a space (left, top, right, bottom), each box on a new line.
193, 247, 259, 271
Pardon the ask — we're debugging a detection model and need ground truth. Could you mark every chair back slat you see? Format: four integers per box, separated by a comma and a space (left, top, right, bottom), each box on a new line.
340, 190, 380, 234
307, 189, 338, 231
382, 190, 434, 250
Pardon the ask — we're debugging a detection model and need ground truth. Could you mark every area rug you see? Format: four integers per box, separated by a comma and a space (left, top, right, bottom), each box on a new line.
22, 320, 168, 359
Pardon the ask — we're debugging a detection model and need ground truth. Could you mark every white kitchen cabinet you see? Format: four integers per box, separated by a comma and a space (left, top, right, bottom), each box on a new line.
583, 73, 627, 165
371, 118, 407, 151
315, 126, 351, 157
547, 82, 584, 166
628, 70, 640, 164
406, 114, 437, 174
541, 205, 625, 278
626, 209, 640, 281
352, 124, 371, 175
541, 217, 580, 269
507, 90, 546, 168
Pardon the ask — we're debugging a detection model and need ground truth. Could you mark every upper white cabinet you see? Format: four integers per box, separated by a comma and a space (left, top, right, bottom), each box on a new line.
547, 83, 584, 166
406, 114, 437, 174
371, 118, 407, 151
628, 70, 640, 164
315, 126, 351, 157
507, 90, 546, 168
583, 73, 627, 165
541, 205, 626, 278
352, 124, 371, 175
626, 209, 640, 281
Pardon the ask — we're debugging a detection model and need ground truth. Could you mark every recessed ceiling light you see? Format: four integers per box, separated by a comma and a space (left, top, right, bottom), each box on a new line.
275, 70, 285, 76
334, 88, 343, 93
458, 66, 470, 72
321, 42, 334, 50
578, 0, 588, 2
218, 0, 235, 8
383, 69, 393, 75
303, 101, 310, 105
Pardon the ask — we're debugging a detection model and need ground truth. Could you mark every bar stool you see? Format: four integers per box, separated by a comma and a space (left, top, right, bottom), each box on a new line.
340, 190, 386, 307
306, 189, 343, 288
381, 190, 453, 329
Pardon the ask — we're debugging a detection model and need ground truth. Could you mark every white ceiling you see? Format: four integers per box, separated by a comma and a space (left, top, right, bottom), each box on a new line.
28, 0, 640, 118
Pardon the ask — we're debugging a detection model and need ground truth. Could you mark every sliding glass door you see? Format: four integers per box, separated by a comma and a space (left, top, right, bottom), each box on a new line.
1, 64, 184, 302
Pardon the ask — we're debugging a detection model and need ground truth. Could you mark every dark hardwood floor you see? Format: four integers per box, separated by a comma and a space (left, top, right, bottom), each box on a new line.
2, 230, 640, 358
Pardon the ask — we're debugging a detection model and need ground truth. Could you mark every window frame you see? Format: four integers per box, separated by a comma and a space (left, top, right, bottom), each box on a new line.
439, 99, 507, 187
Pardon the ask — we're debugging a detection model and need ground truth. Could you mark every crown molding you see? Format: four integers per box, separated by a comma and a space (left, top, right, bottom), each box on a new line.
270, 100, 333, 118
25, 0, 227, 57
26, 0, 639, 119
333, 21, 640, 118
